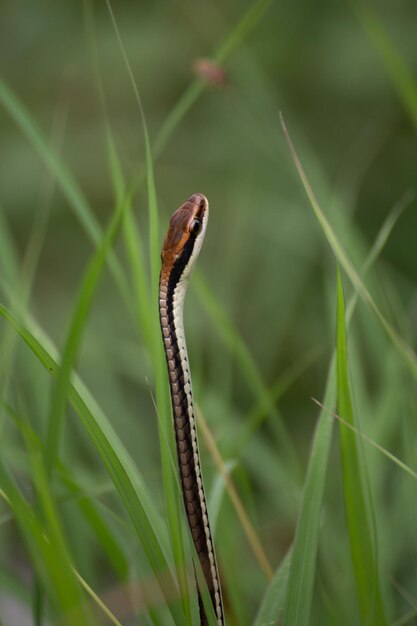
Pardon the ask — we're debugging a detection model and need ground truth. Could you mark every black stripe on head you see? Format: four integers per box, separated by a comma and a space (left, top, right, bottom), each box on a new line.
167, 235, 197, 294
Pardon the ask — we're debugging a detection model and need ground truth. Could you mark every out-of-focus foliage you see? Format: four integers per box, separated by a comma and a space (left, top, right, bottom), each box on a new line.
1, 0, 417, 624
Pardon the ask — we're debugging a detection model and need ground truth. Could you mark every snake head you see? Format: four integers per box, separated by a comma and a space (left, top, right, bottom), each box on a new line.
161, 193, 209, 265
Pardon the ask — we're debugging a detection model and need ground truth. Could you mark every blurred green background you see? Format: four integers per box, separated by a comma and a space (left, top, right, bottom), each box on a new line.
1, 0, 417, 624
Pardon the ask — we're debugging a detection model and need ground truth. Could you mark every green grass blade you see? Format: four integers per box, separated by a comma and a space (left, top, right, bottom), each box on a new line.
0, 77, 133, 315
336, 269, 387, 624
122, 207, 153, 345
73, 571, 123, 626
277, 189, 406, 625
129, 0, 275, 193
326, 408, 417, 483
84, 0, 152, 350
104, 0, 159, 296
20, 416, 93, 626
104, 3, 191, 621
353, 1, 417, 133
45, 191, 127, 474
0, 460, 91, 625
60, 473, 129, 580
214, 0, 273, 63
0, 208, 19, 288
253, 549, 291, 626
152, 0, 273, 158
1, 409, 123, 626
194, 273, 299, 476
0, 107, 66, 440
359, 192, 412, 275
5, 401, 129, 582
241, 346, 321, 449
280, 113, 417, 381
281, 372, 336, 626
104, 119, 154, 348
198, 406, 273, 580
0, 303, 186, 625
0, 78, 98, 247
278, 118, 408, 625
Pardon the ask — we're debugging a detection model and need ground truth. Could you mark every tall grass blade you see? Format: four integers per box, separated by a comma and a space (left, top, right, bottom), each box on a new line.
0, 79, 96, 240
60, 473, 129, 580
122, 207, 153, 345
45, 190, 127, 474
336, 269, 387, 624
84, 0, 152, 350
104, 2, 191, 621
152, 0, 274, 159
280, 113, 417, 381
194, 273, 299, 476
17, 459, 123, 624
0, 303, 186, 624
278, 188, 406, 624
0, 77, 132, 314
281, 373, 335, 626
0, 459, 91, 625
253, 549, 291, 626
6, 401, 129, 586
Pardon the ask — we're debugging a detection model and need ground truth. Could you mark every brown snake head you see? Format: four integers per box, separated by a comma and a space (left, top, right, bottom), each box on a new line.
161, 193, 209, 273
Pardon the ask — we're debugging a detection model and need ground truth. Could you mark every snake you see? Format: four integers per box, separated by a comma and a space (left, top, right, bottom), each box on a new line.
159, 193, 225, 625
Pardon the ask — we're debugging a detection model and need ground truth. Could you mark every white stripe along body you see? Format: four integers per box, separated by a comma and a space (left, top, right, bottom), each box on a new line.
159, 194, 224, 625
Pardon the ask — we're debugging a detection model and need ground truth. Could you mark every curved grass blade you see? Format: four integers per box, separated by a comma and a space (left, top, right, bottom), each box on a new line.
336, 269, 387, 624
241, 346, 321, 450
0, 414, 124, 626
280, 113, 417, 381
0, 79, 94, 240
60, 473, 129, 580
5, 400, 130, 584
0, 460, 91, 625
45, 188, 127, 474
0, 77, 133, 322
122, 0, 274, 198
253, 549, 291, 626
84, 0, 153, 350
0, 303, 186, 625
263, 194, 407, 626
279, 190, 404, 626
104, 2, 191, 621
152, 0, 273, 159
194, 273, 300, 479
1, 0, 274, 321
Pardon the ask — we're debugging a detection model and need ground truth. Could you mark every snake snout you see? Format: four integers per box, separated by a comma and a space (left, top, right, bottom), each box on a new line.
188, 193, 207, 208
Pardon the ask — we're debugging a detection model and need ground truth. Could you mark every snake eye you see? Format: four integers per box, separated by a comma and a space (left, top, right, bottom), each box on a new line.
189, 218, 202, 235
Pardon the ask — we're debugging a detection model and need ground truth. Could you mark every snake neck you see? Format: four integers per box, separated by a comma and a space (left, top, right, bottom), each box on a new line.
159, 271, 224, 626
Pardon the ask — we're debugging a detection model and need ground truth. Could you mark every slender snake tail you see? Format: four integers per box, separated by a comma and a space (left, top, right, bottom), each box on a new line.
159, 193, 225, 625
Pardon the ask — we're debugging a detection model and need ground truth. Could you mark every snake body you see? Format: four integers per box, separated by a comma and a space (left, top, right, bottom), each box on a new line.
159, 193, 224, 625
